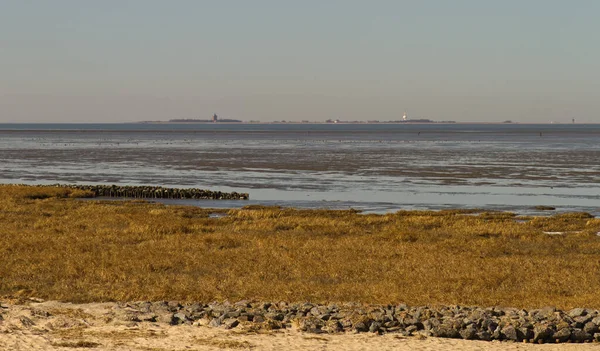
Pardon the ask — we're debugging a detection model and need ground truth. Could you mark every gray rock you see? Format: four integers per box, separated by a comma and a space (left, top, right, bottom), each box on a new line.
172, 312, 188, 324
383, 320, 400, 328
340, 319, 352, 329
370, 321, 383, 333
224, 310, 240, 319
573, 315, 592, 325
167, 301, 182, 312
325, 320, 343, 333
19, 316, 35, 327
432, 326, 461, 339
594, 333, 600, 342
583, 322, 599, 334
533, 306, 555, 321
533, 325, 553, 343
405, 325, 418, 335
476, 331, 492, 341
402, 317, 418, 326
570, 328, 592, 343
157, 313, 174, 324
30, 309, 51, 318
223, 318, 239, 329
519, 327, 534, 341
552, 328, 571, 343
265, 312, 284, 321
460, 325, 477, 340
253, 315, 265, 323
501, 325, 521, 341
481, 318, 498, 332
354, 321, 370, 333
318, 313, 331, 321
568, 308, 587, 318
209, 317, 223, 327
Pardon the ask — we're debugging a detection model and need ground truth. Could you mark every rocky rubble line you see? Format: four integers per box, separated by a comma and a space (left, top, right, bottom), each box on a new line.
2, 300, 600, 344
47, 184, 249, 200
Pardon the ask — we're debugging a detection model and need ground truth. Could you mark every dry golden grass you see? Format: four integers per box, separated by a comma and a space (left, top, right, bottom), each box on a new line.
51, 340, 101, 348
1, 185, 600, 309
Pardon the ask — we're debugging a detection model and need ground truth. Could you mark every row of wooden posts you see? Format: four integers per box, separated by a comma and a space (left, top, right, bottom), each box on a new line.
57, 184, 250, 200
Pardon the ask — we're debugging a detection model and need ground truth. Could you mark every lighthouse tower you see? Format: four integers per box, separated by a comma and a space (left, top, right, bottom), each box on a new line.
403, 111, 407, 121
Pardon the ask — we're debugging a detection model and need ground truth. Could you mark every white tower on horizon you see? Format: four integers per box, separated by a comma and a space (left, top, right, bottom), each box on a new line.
403, 111, 407, 121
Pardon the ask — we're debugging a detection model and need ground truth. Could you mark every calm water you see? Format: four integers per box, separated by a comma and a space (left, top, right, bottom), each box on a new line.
1, 123, 599, 215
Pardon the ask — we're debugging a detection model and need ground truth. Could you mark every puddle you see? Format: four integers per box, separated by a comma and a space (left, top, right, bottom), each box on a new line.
209, 213, 227, 218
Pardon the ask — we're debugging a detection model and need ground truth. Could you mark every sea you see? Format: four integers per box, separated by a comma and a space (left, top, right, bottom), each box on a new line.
1, 123, 599, 215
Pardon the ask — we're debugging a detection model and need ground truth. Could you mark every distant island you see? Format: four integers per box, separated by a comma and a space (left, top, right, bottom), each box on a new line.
138, 112, 456, 124
168, 118, 242, 123
165, 114, 241, 123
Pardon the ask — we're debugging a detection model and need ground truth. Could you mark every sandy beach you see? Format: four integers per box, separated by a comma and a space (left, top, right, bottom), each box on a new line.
1, 300, 599, 351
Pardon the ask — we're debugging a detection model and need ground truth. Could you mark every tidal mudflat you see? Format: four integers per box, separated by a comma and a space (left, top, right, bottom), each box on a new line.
1, 123, 599, 214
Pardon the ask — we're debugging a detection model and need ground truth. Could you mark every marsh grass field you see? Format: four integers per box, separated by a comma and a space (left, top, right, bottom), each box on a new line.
1, 184, 600, 310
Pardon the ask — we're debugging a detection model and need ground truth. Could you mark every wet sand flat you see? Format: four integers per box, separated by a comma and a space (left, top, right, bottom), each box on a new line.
1, 123, 600, 214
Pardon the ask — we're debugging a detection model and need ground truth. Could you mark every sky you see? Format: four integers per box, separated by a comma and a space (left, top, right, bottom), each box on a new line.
1, 0, 599, 123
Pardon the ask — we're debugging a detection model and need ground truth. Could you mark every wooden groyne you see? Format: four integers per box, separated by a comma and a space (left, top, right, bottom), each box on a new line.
53, 184, 249, 200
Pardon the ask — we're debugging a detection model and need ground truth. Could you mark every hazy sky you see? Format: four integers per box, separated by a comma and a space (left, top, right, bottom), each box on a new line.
1, 0, 598, 123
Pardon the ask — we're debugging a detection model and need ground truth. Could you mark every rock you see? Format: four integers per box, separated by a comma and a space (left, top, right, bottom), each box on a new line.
235, 300, 251, 308
30, 309, 51, 318
552, 328, 571, 343
253, 315, 265, 323
370, 321, 383, 333
533, 325, 553, 343
209, 317, 223, 327
481, 318, 498, 332
223, 318, 239, 329
501, 325, 521, 341
193, 317, 210, 326
224, 310, 240, 319
19, 316, 35, 327
265, 312, 284, 321
570, 328, 592, 343
383, 320, 400, 329
354, 321, 370, 333
167, 301, 182, 312
568, 308, 587, 318
172, 312, 188, 325
402, 317, 418, 326
533, 306, 555, 321
583, 322, 599, 334
594, 333, 600, 342
416, 330, 432, 338
476, 331, 492, 341
299, 317, 324, 332
432, 326, 461, 339
519, 327, 534, 341
139, 314, 157, 322
460, 325, 478, 340
573, 315, 592, 326
324, 320, 343, 333
405, 325, 418, 335
157, 313, 175, 324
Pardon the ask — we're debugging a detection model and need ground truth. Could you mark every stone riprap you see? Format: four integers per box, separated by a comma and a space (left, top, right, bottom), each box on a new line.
2, 300, 600, 343
48, 184, 249, 200
122, 302, 600, 343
